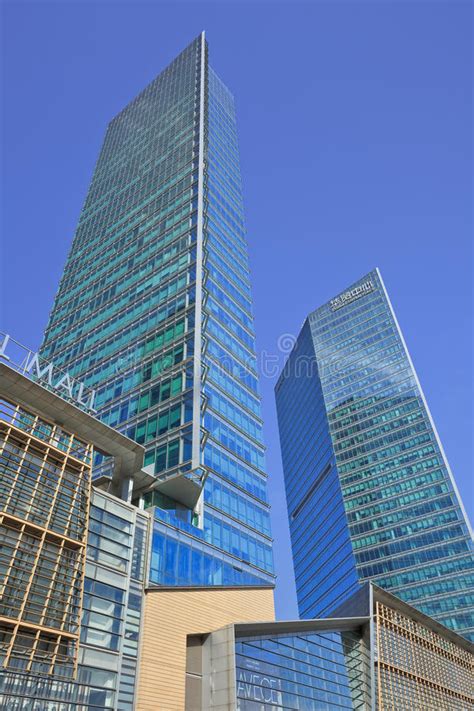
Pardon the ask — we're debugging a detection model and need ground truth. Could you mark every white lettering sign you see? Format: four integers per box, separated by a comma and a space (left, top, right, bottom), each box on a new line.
330, 279, 374, 311
237, 670, 282, 705
0, 333, 97, 413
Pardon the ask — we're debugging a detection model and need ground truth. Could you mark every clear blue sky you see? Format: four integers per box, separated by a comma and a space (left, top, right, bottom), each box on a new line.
2, 2, 472, 620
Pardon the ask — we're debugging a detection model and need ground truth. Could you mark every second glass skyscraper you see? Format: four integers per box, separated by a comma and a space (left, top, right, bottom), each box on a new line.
40, 33, 274, 592
275, 268, 474, 641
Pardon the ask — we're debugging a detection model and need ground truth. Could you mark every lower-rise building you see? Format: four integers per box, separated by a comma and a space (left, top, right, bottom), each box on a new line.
185, 583, 473, 710
0, 360, 150, 710
0, 485, 149, 710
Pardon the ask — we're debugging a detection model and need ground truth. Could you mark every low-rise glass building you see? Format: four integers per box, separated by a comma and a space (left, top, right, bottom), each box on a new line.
185, 583, 473, 710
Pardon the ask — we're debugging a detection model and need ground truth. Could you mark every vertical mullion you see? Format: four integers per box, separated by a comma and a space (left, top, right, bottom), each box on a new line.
26, 628, 42, 673
72, 447, 93, 679
39, 538, 66, 631
0, 520, 27, 604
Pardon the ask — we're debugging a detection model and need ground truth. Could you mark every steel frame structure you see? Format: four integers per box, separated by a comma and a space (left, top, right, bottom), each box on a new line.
0, 398, 92, 678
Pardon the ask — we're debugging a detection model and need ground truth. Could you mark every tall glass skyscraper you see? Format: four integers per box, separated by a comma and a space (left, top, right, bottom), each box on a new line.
275, 268, 474, 641
40, 33, 274, 591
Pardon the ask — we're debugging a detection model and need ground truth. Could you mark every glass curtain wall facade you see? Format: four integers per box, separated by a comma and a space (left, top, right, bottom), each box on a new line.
235, 629, 369, 710
275, 268, 474, 641
39, 33, 273, 590
274, 320, 361, 621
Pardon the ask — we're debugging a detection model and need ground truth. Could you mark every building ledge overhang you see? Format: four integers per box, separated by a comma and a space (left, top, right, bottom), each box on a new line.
142, 463, 205, 510
0, 363, 145, 482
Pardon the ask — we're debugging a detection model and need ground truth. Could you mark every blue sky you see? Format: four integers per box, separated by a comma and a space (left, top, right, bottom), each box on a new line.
2, 2, 472, 620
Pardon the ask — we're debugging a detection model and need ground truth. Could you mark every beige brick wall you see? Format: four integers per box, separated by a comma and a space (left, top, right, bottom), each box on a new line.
136, 587, 275, 711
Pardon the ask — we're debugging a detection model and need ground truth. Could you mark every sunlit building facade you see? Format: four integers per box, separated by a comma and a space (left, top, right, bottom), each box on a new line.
275, 268, 474, 641
39, 32, 274, 592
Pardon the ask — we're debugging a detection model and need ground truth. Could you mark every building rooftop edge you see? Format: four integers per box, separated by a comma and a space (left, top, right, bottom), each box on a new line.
232, 617, 370, 637
307, 267, 380, 321
371, 583, 474, 653
0, 362, 144, 480
275, 268, 382, 390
